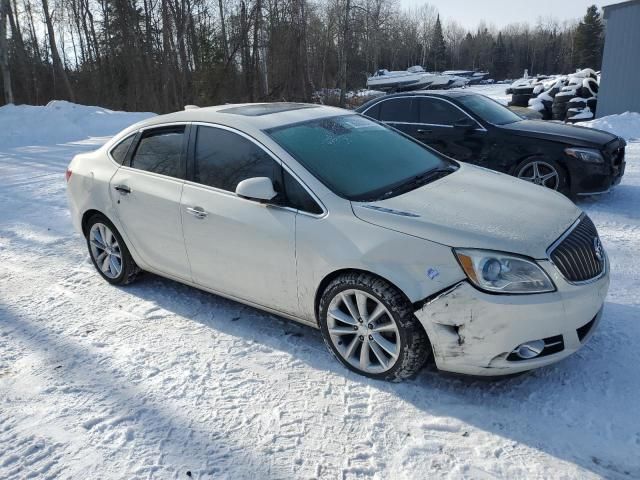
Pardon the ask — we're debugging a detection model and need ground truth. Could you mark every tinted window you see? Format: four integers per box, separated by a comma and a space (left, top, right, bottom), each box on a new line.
110, 135, 135, 165
419, 98, 466, 125
267, 115, 452, 201
194, 126, 278, 192
378, 98, 415, 123
457, 94, 521, 125
283, 170, 323, 214
131, 127, 185, 177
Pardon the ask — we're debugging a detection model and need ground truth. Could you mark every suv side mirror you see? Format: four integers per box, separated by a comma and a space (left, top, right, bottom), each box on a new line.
453, 118, 476, 131
235, 177, 277, 202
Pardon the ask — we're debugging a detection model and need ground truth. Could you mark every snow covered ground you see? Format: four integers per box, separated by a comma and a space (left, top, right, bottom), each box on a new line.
1, 99, 639, 479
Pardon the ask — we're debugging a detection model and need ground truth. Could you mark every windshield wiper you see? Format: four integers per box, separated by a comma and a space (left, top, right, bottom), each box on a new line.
375, 167, 456, 200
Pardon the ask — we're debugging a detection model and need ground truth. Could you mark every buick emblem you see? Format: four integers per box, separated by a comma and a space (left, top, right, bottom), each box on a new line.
593, 237, 604, 263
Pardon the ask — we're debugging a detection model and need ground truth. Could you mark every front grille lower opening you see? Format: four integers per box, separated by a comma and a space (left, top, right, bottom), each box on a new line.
577, 316, 597, 342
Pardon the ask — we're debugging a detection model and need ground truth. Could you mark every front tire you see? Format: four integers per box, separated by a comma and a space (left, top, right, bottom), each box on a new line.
86, 214, 140, 285
514, 158, 567, 192
318, 272, 430, 381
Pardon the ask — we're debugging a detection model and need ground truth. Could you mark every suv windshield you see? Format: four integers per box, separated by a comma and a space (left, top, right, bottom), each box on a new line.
266, 115, 454, 201
457, 94, 522, 125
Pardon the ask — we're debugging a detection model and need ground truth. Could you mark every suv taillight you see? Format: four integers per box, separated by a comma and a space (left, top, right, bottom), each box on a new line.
65, 169, 72, 182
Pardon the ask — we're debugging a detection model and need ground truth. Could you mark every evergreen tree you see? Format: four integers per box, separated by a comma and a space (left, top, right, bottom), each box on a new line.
492, 32, 509, 80
574, 5, 604, 69
431, 15, 446, 71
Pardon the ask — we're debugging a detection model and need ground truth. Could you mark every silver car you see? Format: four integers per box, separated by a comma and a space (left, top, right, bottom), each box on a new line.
66, 103, 609, 380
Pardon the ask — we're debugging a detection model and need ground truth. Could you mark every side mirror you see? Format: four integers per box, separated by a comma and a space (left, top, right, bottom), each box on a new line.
453, 118, 476, 131
235, 177, 277, 202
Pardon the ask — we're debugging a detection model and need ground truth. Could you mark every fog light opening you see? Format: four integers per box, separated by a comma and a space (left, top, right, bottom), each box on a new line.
513, 340, 546, 360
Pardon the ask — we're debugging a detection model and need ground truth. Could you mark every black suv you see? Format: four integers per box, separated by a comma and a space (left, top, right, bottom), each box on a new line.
357, 91, 626, 196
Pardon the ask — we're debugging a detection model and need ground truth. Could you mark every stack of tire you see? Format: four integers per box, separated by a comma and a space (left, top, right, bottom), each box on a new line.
508, 76, 551, 108
510, 85, 536, 107
527, 80, 562, 120
520, 69, 599, 123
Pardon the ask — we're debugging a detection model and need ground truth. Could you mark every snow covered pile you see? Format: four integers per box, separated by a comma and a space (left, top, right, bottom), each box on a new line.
582, 112, 640, 141
0, 101, 154, 148
508, 69, 600, 122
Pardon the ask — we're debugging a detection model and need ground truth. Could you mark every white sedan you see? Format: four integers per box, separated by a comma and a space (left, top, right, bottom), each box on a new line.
66, 103, 609, 380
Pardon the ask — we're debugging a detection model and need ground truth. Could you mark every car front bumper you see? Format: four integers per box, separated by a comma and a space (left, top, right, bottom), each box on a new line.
570, 142, 626, 195
414, 259, 609, 376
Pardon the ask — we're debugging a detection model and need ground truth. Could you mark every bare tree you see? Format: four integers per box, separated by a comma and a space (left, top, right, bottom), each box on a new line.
0, 0, 13, 103
41, 0, 74, 101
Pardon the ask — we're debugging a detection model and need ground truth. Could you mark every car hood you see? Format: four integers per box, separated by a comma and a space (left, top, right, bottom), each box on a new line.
499, 119, 617, 147
351, 163, 581, 259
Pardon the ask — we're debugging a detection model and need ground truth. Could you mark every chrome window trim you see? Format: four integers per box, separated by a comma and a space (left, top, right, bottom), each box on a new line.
545, 213, 608, 285
383, 121, 454, 129
113, 121, 190, 179
361, 95, 487, 132
189, 121, 327, 219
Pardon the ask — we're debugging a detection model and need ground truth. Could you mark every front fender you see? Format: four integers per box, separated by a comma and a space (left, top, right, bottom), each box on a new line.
295, 211, 466, 323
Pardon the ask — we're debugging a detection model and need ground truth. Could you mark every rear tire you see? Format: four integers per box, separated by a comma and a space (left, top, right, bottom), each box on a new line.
86, 213, 140, 285
318, 272, 430, 381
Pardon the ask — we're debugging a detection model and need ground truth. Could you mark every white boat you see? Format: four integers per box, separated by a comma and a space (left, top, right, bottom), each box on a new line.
442, 70, 491, 85
366, 66, 462, 92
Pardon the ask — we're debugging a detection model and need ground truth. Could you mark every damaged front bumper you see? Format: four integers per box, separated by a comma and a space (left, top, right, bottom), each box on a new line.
414, 259, 609, 376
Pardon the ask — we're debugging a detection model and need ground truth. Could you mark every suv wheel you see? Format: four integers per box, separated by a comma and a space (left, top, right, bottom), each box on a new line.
318, 272, 430, 381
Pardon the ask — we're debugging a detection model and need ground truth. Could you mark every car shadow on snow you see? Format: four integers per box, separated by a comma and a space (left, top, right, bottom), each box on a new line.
0, 304, 274, 479
120, 273, 640, 479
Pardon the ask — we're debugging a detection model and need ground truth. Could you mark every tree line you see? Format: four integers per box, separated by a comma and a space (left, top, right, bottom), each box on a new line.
0, 0, 604, 112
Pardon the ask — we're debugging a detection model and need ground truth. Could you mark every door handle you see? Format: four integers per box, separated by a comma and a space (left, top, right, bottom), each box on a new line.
114, 184, 131, 194
186, 206, 207, 219
416, 129, 432, 134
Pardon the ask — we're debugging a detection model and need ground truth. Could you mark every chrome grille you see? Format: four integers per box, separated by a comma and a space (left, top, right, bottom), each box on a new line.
549, 215, 605, 283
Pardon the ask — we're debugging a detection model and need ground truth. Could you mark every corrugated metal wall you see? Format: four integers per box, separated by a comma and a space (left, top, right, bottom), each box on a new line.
598, 1, 640, 117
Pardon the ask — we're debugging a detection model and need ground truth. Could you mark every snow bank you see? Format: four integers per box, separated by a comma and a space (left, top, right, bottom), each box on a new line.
0, 101, 155, 148
582, 112, 640, 141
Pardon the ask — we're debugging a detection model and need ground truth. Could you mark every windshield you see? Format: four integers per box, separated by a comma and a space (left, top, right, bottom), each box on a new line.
266, 115, 453, 201
457, 94, 522, 125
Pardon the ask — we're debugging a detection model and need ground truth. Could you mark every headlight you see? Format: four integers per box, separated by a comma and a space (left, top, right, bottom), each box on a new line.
454, 249, 555, 294
565, 147, 604, 163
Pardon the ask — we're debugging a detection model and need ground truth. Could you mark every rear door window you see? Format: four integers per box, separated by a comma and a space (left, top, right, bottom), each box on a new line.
131, 126, 186, 178
378, 98, 416, 123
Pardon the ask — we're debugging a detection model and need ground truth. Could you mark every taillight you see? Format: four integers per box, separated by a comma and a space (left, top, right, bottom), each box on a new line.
65, 169, 72, 182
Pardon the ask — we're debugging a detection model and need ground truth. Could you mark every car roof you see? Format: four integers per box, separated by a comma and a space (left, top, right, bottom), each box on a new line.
130, 102, 351, 132
355, 90, 474, 112
381, 90, 473, 98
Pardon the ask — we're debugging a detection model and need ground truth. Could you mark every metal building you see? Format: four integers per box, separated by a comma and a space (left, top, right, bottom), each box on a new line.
598, 0, 640, 117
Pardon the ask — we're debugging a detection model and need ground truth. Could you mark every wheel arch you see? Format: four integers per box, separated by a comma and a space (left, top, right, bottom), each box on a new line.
314, 268, 413, 322
81, 208, 109, 237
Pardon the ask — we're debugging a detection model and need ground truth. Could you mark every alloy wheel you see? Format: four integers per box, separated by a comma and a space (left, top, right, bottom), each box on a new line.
89, 223, 123, 279
326, 289, 400, 374
517, 160, 560, 190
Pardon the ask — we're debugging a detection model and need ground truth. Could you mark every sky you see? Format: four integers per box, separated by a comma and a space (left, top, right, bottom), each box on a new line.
399, 0, 607, 29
